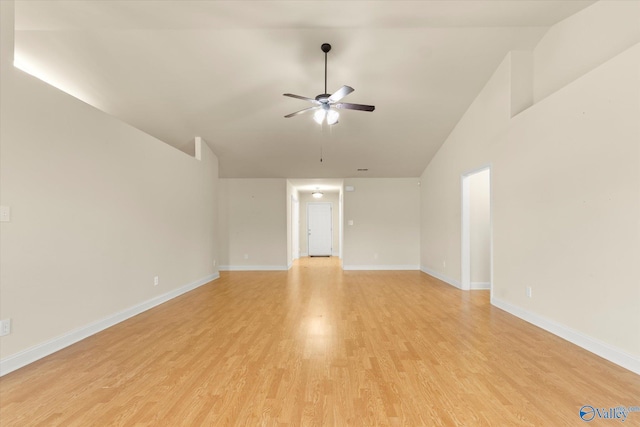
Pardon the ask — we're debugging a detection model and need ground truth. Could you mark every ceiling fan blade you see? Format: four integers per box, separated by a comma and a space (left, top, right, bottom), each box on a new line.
333, 102, 375, 112
328, 85, 354, 103
284, 106, 319, 118
283, 93, 320, 104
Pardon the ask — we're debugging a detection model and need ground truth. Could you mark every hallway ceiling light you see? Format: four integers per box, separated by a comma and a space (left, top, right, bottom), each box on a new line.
312, 191, 323, 199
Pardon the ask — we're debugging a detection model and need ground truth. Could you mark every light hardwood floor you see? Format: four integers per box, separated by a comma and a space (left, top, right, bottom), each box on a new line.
1, 257, 639, 426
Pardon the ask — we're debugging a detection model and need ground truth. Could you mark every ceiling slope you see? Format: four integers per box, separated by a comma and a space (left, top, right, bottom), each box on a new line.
14, 1, 596, 178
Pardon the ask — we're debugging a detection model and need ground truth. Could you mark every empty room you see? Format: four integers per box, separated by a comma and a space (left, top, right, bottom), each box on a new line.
1, 1, 639, 425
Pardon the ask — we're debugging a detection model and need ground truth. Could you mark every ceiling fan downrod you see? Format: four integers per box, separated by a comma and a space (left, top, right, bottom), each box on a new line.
321, 43, 331, 97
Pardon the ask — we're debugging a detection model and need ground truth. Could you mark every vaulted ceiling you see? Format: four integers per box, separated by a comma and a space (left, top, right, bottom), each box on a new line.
13, 1, 595, 178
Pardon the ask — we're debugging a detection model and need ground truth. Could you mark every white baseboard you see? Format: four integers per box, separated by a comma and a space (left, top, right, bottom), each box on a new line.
491, 297, 640, 376
420, 266, 462, 289
296, 253, 341, 258
0, 273, 219, 377
471, 281, 491, 290
342, 265, 420, 271
218, 265, 289, 271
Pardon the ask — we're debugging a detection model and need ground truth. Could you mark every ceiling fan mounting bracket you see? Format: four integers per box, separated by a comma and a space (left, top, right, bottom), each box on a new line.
321, 43, 332, 53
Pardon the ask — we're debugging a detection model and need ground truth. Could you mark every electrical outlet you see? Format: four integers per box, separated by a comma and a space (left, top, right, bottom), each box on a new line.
443, 260, 446, 268
154, 276, 159, 286
0, 206, 10, 222
0, 319, 11, 336
244, 254, 249, 260
213, 259, 217, 267
526, 286, 532, 298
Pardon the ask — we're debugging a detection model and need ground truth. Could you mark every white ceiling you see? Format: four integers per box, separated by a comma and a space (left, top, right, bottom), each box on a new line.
13, 0, 595, 179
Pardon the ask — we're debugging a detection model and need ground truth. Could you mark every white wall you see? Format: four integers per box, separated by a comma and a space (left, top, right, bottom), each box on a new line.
338, 187, 344, 260
420, 1, 640, 373
533, 0, 640, 102
0, 1, 219, 373
298, 191, 340, 257
286, 181, 299, 267
218, 178, 288, 270
343, 178, 420, 270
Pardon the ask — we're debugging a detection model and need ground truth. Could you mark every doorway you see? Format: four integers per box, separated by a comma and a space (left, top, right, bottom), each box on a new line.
461, 167, 492, 291
307, 202, 332, 256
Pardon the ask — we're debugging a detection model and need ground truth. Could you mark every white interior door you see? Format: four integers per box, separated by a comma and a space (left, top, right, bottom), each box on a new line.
308, 203, 332, 256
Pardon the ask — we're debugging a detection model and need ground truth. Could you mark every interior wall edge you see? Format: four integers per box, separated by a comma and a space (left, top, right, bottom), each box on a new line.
218, 265, 289, 272
491, 297, 640, 376
420, 267, 462, 290
342, 265, 420, 271
0, 273, 219, 377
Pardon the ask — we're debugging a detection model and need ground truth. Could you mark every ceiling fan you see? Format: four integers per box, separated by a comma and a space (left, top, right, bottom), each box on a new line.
283, 43, 375, 125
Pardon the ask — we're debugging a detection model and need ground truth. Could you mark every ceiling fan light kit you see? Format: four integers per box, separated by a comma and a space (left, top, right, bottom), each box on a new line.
284, 43, 375, 125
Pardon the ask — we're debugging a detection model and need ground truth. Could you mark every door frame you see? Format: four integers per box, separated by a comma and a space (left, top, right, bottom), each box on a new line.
461, 165, 493, 294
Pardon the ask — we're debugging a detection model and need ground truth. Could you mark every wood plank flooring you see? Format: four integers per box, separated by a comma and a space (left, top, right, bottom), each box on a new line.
1, 257, 639, 426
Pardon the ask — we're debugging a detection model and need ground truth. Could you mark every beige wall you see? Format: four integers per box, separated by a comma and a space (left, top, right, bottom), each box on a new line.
298, 191, 340, 257
218, 178, 288, 270
0, 1, 219, 366
420, 1, 639, 370
343, 178, 420, 269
